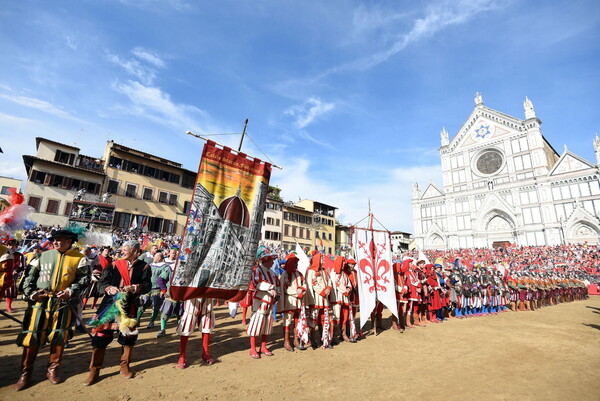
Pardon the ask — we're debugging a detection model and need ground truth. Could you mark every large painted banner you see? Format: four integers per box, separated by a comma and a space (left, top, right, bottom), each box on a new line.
170, 140, 272, 302
352, 220, 398, 329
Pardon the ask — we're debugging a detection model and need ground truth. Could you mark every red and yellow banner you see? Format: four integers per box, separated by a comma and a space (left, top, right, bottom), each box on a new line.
170, 140, 272, 301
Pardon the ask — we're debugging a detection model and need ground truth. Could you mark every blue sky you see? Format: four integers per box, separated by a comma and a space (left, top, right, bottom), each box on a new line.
1, 0, 599, 232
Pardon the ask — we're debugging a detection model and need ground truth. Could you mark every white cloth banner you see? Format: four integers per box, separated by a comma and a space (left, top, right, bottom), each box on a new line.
295, 242, 310, 277
353, 228, 398, 329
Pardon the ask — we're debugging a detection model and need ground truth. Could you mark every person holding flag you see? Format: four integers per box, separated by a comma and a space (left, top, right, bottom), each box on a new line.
175, 297, 216, 367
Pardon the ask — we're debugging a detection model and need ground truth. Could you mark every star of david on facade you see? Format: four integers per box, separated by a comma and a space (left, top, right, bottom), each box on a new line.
475, 125, 491, 139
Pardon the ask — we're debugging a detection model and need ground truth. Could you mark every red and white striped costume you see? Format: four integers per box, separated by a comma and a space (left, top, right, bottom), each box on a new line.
330, 268, 351, 321
279, 270, 305, 313
331, 270, 351, 306
305, 268, 332, 309
176, 298, 215, 336
246, 263, 280, 337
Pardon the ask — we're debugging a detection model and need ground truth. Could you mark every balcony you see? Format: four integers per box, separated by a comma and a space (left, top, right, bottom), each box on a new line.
69, 198, 116, 226
75, 155, 105, 172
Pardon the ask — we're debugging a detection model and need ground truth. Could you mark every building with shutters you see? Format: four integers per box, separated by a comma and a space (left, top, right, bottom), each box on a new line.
102, 140, 195, 234
261, 186, 284, 248
22, 138, 107, 227
22, 138, 196, 234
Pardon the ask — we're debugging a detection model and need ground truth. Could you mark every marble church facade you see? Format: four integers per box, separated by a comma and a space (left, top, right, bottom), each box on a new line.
412, 94, 600, 249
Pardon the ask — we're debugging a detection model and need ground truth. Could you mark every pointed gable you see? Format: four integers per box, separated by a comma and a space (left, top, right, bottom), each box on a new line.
420, 183, 444, 200
447, 106, 523, 152
548, 151, 595, 176
474, 193, 518, 232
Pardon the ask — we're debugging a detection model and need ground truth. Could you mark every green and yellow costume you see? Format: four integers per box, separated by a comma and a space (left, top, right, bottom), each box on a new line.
17, 248, 90, 347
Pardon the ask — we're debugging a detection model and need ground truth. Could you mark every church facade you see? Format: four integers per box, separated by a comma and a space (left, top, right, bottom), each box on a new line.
412, 94, 600, 249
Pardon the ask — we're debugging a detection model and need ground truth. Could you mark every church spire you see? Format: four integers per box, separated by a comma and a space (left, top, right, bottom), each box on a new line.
594, 133, 600, 165
412, 182, 420, 199
524, 96, 536, 119
440, 126, 449, 146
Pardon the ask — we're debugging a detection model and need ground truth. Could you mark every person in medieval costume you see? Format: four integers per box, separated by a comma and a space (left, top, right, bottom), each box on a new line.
517, 272, 529, 311
416, 260, 430, 325
463, 269, 478, 316
82, 245, 103, 311
83, 240, 151, 386
478, 266, 492, 315
156, 250, 183, 338
176, 297, 216, 368
448, 264, 464, 318
330, 256, 354, 342
402, 258, 421, 327
136, 251, 169, 329
98, 246, 113, 270
506, 270, 519, 311
14, 230, 90, 391
305, 251, 333, 348
247, 245, 280, 359
426, 263, 442, 323
1, 239, 24, 313
344, 258, 359, 342
138, 244, 158, 265
391, 261, 407, 331
278, 252, 307, 351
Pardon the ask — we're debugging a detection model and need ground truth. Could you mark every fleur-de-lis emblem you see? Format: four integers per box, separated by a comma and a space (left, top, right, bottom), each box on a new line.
358, 238, 391, 293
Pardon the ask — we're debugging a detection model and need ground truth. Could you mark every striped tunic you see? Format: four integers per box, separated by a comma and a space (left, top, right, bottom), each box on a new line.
279, 270, 305, 313
305, 269, 332, 308
246, 264, 280, 337
330, 270, 351, 306
177, 298, 215, 336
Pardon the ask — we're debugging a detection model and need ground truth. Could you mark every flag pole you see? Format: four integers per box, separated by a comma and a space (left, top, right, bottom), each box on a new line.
186, 125, 282, 170
238, 118, 249, 152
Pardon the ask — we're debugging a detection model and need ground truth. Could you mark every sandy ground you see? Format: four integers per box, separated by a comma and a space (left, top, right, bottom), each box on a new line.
1, 297, 599, 401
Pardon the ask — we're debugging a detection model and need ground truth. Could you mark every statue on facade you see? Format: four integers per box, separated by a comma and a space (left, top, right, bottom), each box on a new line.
440, 127, 449, 146
524, 96, 536, 119
594, 134, 600, 165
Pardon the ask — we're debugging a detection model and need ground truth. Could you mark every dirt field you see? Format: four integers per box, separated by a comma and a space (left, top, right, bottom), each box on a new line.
1, 296, 599, 401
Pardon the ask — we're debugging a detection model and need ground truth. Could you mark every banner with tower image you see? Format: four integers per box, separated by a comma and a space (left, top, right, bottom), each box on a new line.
170, 140, 272, 302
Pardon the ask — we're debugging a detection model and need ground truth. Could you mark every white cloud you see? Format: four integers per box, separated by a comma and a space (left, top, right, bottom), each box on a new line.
107, 52, 157, 85
0, 93, 76, 120
131, 47, 166, 68
0, 160, 27, 181
276, 0, 500, 89
297, 130, 336, 150
284, 97, 335, 129
65, 35, 78, 50
345, 0, 500, 72
271, 156, 442, 232
112, 80, 219, 134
